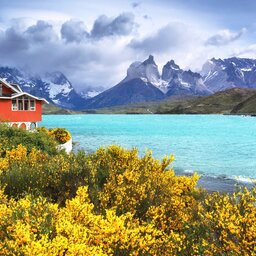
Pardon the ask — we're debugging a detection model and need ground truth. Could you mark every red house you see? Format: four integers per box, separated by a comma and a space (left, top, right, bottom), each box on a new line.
0, 78, 49, 130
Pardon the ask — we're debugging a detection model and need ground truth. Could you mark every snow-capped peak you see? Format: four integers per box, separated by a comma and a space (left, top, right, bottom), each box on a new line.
43, 72, 73, 99
0, 66, 85, 109
201, 57, 256, 92
123, 55, 161, 86
162, 59, 182, 82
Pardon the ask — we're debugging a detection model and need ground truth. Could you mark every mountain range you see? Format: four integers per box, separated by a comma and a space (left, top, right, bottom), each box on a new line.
1, 56, 256, 110
84, 55, 212, 109
0, 67, 86, 110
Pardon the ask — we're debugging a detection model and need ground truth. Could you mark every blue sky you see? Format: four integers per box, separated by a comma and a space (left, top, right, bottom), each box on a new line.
0, 0, 255, 91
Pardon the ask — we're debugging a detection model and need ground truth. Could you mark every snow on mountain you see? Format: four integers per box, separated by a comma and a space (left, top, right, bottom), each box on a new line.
83, 56, 212, 109
202, 57, 256, 92
166, 69, 211, 96
42, 72, 74, 105
2, 56, 256, 110
162, 60, 182, 82
161, 60, 211, 96
80, 89, 103, 99
0, 67, 85, 109
121, 55, 210, 96
123, 55, 163, 90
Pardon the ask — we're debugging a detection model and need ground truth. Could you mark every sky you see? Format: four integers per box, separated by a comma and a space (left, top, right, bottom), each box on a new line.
0, 0, 256, 91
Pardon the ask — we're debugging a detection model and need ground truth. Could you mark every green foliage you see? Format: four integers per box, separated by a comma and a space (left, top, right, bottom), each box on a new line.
0, 124, 58, 155
37, 127, 71, 144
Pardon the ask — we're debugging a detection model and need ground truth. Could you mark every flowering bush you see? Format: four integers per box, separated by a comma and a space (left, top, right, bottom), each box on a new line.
0, 126, 255, 255
48, 128, 71, 144
37, 127, 71, 144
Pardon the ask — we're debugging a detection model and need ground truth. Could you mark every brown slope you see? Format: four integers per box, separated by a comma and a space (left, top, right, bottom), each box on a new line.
231, 93, 256, 114
155, 88, 256, 114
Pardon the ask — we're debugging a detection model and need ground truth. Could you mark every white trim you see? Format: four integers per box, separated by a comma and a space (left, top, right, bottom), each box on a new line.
10, 83, 22, 92
0, 78, 20, 94
11, 92, 49, 104
11, 97, 37, 111
0, 92, 49, 104
0, 79, 49, 104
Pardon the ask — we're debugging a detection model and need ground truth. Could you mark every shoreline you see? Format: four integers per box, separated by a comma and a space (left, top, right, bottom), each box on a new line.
196, 175, 254, 193
73, 144, 255, 194
43, 112, 256, 116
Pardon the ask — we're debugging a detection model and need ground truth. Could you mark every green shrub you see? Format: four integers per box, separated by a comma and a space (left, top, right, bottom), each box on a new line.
0, 124, 58, 155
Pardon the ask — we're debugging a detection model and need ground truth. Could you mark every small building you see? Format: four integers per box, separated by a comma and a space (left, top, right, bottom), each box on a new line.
0, 78, 49, 130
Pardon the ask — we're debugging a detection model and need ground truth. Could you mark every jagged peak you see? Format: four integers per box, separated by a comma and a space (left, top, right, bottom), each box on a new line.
142, 55, 156, 65
183, 69, 201, 78
164, 59, 180, 70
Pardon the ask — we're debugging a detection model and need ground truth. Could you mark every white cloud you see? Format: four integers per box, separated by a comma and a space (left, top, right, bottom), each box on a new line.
0, 0, 255, 92
61, 20, 89, 43
205, 28, 246, 46
0, 17, 136, 91
129, 22, 192, 54
232, 44, 256, 58
91, 13, 136, 39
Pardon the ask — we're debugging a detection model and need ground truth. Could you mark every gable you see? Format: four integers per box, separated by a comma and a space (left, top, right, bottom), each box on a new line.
0, 83, 13, 96
0, 79, 21, 96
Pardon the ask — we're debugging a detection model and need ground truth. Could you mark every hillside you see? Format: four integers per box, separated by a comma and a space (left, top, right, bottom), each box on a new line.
90, 88, 256, 114
42, 103, 75, 114
156, 88, 256, 114
231, 93, 256, 114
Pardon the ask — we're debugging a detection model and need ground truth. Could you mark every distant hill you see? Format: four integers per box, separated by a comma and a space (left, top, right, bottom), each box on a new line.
42, 103, 75, 115
89, 88, 256, 115
231, 93, 256, 114
155, 88, 256, 114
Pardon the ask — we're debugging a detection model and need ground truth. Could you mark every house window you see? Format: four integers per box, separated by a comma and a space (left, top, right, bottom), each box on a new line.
12, 96, 36, 111
30, 100, 35, 111
12, 100, 18, 111
24, 99, 29, 110
18, 98, 23, 110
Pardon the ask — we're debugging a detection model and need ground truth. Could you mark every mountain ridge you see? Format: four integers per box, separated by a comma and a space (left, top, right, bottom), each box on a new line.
1, 56, 256, 110
83, 55, 211, 109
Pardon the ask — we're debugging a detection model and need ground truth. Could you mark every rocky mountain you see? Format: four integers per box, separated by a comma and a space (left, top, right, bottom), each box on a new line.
85, 78, 165, 109
0, 67, 85, 109
84, 55, 210, 109
201, 57, 256, 92
163, 61, 211, 97
1, 56, 256, 110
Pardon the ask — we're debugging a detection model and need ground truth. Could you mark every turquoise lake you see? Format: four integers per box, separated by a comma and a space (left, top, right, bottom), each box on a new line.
41, 114, 256, 183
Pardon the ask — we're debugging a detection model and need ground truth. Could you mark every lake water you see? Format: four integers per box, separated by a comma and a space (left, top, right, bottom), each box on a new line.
41, 114, 256, 191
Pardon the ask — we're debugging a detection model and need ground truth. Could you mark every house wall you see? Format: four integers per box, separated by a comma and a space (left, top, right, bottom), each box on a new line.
0, 99, 43, 122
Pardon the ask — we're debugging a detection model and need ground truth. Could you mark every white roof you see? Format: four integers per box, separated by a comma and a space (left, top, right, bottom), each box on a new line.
0, 78, 21, 93
11, 92, 49, 104
0, 78, 49, 104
